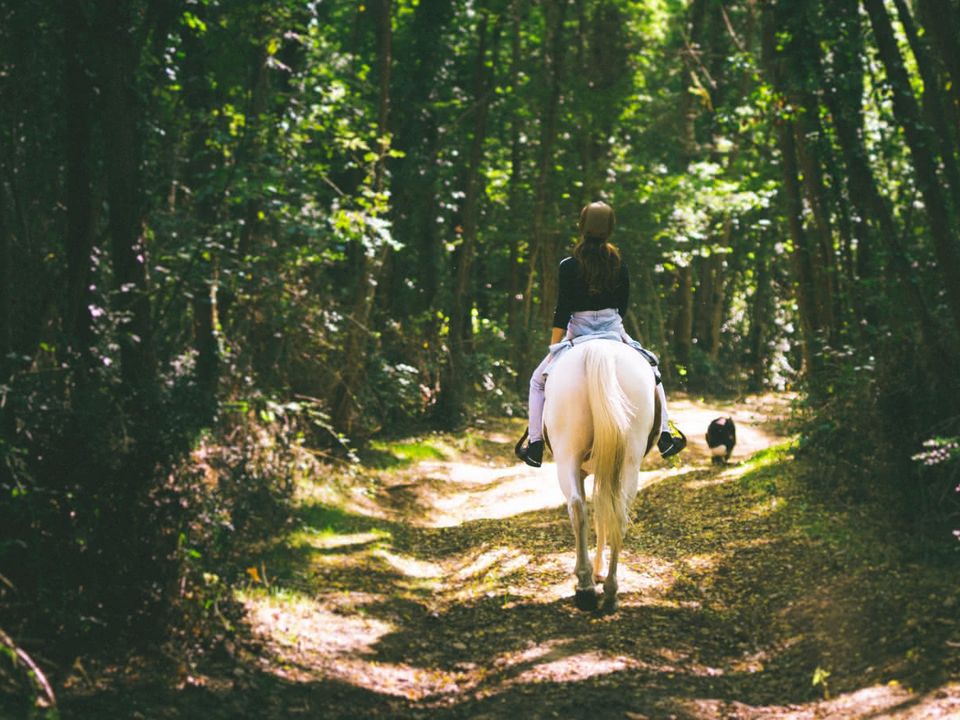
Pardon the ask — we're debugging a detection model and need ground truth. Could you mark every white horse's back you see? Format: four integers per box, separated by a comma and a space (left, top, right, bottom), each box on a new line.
543, 340, 658, 612
544, 340, 658, 467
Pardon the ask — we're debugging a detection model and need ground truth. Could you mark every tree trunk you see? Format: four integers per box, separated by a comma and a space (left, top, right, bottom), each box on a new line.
747, 236, 772, 390
822, 0, 946, 355
0, 176, 9, 385
707, 234, 728, 360
438, 13, 493, 425
693, 254, 712, 346
761, 4, 820, 374
332, 0, 393, 434
863, 0, 960, 340
892, 0, 960, 218
675, 264, 694, 371
530, 0, 568, 327
63, 0, 96, 373
917, 0, 960, 135
388, 0, 454, 314
506, 0, 527, 383
97, 0, 155, 398
678, 0, 709, 161
784, 5, 838, 338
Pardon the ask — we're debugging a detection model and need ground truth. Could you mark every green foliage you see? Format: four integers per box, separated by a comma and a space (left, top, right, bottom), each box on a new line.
3, 0, 960, 703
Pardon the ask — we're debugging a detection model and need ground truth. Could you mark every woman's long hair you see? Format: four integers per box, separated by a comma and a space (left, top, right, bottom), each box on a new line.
574, 202, 621, 294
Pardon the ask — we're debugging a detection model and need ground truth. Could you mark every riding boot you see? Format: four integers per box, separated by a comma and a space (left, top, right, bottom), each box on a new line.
514, 428, 545, 468
658, 427, 687, 458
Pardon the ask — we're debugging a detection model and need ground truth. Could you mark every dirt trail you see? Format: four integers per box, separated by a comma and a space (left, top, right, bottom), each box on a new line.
221, 393, 957, 719
63, 394, 960, 719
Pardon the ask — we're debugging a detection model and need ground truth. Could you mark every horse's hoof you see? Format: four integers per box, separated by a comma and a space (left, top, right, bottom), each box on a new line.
593, 573, 605, 584
601, 594, 619, 614
574, 588, 598, 611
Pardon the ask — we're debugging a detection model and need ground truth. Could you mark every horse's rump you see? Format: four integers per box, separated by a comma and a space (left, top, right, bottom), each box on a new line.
544, 340, 658, 544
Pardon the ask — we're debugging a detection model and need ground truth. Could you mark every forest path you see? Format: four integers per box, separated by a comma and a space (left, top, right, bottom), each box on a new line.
220, 392, 959, 720
55, 394, 955, 720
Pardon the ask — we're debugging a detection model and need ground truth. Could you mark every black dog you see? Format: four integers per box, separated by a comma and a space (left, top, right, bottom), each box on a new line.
706, 416, 736, 465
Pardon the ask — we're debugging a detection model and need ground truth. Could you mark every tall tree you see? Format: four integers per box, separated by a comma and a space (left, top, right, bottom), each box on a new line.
438, 12, 495, 423
862, 0, 960, 340
96, 0, 156, 398
63, 0, 97, 375
332, 0, 393, 433
528, 0, 568, 328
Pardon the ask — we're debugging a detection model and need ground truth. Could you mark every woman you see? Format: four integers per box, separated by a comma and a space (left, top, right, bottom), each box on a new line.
516, 201, 686, 467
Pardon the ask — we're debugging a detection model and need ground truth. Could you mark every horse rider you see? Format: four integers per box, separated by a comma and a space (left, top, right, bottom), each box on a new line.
515, 200, 687, 468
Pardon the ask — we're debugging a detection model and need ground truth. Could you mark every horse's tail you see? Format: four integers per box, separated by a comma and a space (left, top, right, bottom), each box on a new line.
584, 342, 633, 552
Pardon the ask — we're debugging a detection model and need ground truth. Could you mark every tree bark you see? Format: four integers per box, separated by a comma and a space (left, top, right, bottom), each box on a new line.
530, 0, 568, 327
389, 0, 454, 314
676, 264, 694, 370
438, 13, 493, 424
916, 0, 960, 135
747, 236, 772, 390
707, 235, 728, 360
678, 0, 710, 162
97, 0, 156, 398
761, 3, 821, 374
892, 0, 960, 219
863, 0, 960, 340
63, 0, 97, 373
783, 4, 838, 338
506, 0, 527, 382
0, 177, 9, 385
821, 0, 945, 354
332, 0, 393, 434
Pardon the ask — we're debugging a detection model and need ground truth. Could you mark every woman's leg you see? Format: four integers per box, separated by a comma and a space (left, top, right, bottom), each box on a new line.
657, 383, 670, 433
528, 353, 551, 443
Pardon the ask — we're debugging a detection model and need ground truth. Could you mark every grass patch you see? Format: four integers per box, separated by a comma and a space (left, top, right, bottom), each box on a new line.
362, 439, 447, 468
297, 503, 391, 536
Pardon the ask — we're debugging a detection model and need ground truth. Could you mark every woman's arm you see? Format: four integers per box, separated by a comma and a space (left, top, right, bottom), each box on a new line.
617, 263, 630, 317
551, 257, 575, 331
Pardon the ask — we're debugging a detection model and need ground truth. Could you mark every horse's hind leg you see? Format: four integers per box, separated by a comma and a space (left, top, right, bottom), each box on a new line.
593, 513, 606, 583
558, 457, 597, 611
602, 540, 621, 614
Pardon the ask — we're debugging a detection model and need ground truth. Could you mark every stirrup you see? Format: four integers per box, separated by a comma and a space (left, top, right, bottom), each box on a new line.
514, 427, 529, 460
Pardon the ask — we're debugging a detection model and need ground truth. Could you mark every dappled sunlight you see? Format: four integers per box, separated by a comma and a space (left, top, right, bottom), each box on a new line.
373, 548, 444, 581
428, 463, 566, 526
675, 681, 960, 720
240, 588, 393, 658
203, 396, 960, 719
294, 530, 385, 550
453, 546, 516, 582
511, 649, 635, 684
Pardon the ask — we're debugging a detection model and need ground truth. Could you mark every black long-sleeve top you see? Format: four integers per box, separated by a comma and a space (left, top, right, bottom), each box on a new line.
551, 256, 630, 330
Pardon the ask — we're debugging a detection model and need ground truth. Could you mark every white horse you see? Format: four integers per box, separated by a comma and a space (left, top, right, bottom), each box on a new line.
543, 339, 660, 613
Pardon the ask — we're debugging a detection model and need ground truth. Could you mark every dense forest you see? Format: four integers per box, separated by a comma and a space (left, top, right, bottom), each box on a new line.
2, 0, 959, 715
